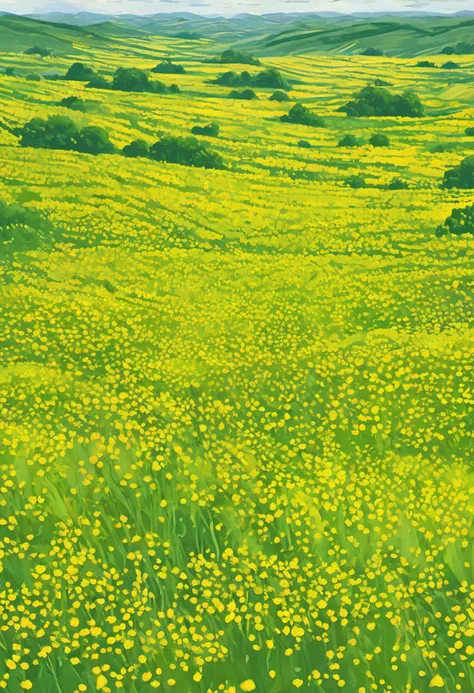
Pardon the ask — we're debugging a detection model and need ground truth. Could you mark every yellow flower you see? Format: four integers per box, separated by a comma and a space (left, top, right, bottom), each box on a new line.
240, 681, 256, 692
429, 675, 445, 688
20, 683, 33, 691
96, 674, 107, 690
292, 680, 304, 688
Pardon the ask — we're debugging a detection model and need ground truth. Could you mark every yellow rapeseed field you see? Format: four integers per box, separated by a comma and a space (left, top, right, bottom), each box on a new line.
0, 32, 473, 693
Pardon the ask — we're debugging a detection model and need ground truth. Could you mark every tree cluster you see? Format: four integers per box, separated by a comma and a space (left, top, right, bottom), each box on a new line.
442, 155, 474, 189
122, 135, 225, 169
207, 49, 261, 66
436, 204, 474, 237
281, 103, 326, 128
151, 60, 186, 75
15, 115, 115, 155
341, 86, 424, 117
211, 68, 291, 91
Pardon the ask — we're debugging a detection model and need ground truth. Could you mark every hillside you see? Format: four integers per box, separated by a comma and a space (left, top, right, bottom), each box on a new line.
0, 14, 473, 693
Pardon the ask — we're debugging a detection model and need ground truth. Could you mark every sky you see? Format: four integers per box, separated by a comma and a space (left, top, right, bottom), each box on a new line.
4, 0, 474, 16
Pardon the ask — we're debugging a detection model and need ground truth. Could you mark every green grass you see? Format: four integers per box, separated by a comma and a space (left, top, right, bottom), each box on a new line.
0, 26, 473, 693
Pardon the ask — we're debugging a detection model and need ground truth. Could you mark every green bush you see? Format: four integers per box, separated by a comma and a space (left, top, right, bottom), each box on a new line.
75, 126, 115, 155
191, 123, 219, 137
60, 96, 86, 112
148, 135, 224, 170
207, 49, 261, 66
86, 75, 111, 90
338, 134, 360, 147
270, 90, 290, 102
441, 61, 461, 70
361, 47, 383, 56
415, 60, 437, 68
151, 60, 186, 75
122, 139, 150, 158
297, 140, 312, 149
252, 68, 291, 91
24, 45, 52, 57
281, 103, 326, 128
465, 127, 474, 136
5, 67, 14, 76
211, 70, 251, 87
341, 86, 424, 118
17, 115, 80, 151
228, 88, 257, 100
16, 115, 115, 156
65, 62, 95, 82
346, 175, 367, 188
111, 67, 178, 95
26, 73, 42, 82
435, 204, 474, 237
388, 177, 409, 190
369, 133, 390, 147
442, 155, 474, 189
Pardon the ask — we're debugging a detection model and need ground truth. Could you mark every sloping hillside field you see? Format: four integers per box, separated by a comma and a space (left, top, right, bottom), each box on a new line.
0, 23, 473, 693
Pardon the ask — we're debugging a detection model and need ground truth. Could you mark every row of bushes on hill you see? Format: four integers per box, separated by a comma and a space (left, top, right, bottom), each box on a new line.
415, 60, 461, 69
24, 45, 53, 57
123, 136, 224, 169
14, 116, 115, 155
338, 133, 390, 147
441, 42, 474, 55
65, 63, 181, 94
13, 115, 224, 170
442, 155, 474, 189
345, 175, 410, 190
341, 86, 424, 118
206, 49, 261, 66
210, 67, 291, 91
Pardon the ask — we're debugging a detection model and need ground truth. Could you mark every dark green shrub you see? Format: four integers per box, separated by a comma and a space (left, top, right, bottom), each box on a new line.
75, 126, 115, 155
174, 31, 200, 40
441, 46, 456, 55
338, 134, 360, 147
415, 60, 436, 68
435, 203, 474, 237
442, 155, 474, 189
86, 75, 111, 90
465, 127, 474, 136
431, 143, 448, 153
211, 71, 251, 87
191, 123, 219, 137
342, 86, 424, 118
441, 61, 461, 70
60, 96, 86, 112
281, 103, 326, 128
361, 47, 383, 56
65, 62, 95, 81
113, 67, 151, 92
388, 177, 409, 190
369, 133, 390, 147
149, 135, 224, 169
17, 115, 80, 151
151, 60, 186, 75
298, 140, 312, 148
26, 73, 42, 82
122, 139, 150, 158
24, 45, 52, 57
208, 49, 261, 66
228, 88, 257, 100
252, 68, 291, 91
270, 90, 290, 102
372, 79, 392, 86
111, 67, 176, 94
346, 175, 367, 188
5, 67, 14, 76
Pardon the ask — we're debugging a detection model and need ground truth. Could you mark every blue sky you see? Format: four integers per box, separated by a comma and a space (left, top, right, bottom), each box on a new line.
5, 0, 474, 15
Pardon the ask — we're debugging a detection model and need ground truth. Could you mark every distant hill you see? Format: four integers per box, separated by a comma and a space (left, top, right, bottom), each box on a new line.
4, 11, 474, 57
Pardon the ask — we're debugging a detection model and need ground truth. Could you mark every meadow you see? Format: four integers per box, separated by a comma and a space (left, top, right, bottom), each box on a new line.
0, 25, 473, 693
